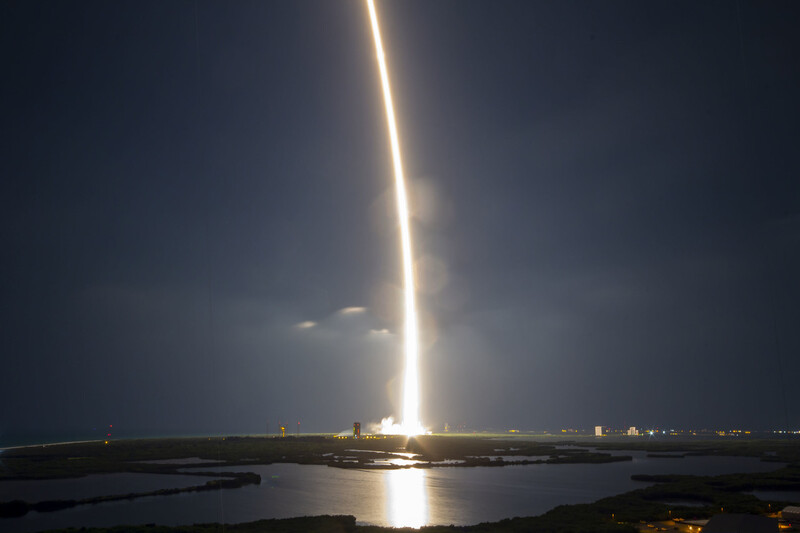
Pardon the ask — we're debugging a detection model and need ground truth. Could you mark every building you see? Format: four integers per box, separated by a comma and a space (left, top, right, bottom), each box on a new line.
627, 426, 638, 436
677, 518, 709, 532
781, 506, 800, 525
353, 422, 361, 439
595, 426, 603, 436
702, 513, 777, 533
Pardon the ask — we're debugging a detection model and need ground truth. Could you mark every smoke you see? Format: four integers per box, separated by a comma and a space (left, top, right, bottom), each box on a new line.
372, 416, 403, 435
370, 416, 430, 435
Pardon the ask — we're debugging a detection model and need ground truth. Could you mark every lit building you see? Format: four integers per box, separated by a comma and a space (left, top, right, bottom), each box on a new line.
782, 506, 800, 523
702, 513, 777, 533
627, 426, 638, 436
595, 426, 603, 436
353, 422, 361, 439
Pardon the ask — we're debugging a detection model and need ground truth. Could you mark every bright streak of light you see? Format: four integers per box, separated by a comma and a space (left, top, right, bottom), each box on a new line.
385, 468, 428, 528
366, 0, 423, 436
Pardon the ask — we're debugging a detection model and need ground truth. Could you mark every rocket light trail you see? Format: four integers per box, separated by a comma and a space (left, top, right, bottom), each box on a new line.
366, 0, 423, 436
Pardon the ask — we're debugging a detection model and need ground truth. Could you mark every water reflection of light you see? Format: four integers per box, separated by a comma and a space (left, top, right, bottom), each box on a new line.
385, 468, 428, 528
375, 458, 423, 467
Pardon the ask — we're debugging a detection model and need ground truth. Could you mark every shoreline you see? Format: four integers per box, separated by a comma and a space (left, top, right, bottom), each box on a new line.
0, 432, 343, 451
0, 436, 797, 531
0, 439, 105, 452
4, 430, 797, 451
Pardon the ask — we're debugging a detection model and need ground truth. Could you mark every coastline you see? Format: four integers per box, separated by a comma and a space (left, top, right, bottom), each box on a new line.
0, 439, 104, 452
1, 435, 798, 532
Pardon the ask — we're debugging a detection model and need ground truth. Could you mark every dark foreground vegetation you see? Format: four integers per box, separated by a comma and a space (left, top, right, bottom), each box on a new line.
0, 435, 631, 519
27, 464, 800, 533
34, 513, 638, 533
2, 436, 799, 531
0, 471, 260, 518
581, 438, 800, 464
0, 435, 630, 480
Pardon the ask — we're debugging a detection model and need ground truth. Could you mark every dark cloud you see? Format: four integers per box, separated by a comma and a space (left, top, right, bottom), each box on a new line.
1, 1, 798, 439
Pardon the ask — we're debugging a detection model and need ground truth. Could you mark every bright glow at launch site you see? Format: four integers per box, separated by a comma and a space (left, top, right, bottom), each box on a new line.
366, 0, 424, 437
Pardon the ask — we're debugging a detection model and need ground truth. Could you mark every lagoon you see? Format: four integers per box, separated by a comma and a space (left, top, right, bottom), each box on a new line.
0, 452, 780, 532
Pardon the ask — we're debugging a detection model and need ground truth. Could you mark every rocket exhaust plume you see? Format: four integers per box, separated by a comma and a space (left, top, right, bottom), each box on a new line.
366, 0, 423, 436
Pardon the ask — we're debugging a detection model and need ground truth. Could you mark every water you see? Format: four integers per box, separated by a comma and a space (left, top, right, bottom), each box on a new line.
135, 457, 225, 465
0, 473, 218, 502
0, 453, 781, 532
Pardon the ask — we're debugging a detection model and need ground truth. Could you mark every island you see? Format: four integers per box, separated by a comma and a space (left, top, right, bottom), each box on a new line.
1, 435, 799, 531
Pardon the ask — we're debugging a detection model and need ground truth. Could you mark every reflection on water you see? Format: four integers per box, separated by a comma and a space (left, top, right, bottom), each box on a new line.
385, 468, 427, 528
0, 456, 781, 532
372, 458, 424, 466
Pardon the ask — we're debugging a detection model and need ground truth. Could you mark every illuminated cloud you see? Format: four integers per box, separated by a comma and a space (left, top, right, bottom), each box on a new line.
292, 307, 398, 371
337, 306, 366, 314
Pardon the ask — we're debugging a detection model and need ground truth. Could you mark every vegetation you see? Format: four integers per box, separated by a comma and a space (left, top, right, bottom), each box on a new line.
0, 435, 632, 519
0, 435, 629, 480
33, 515, 362, 533
2, 436, 799, 531
28, 464, 799, 533
581, 438, 800, 464
0, 471, 260, 518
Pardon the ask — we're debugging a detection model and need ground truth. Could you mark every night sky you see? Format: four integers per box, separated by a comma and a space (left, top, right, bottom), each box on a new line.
2, 1, 799, 438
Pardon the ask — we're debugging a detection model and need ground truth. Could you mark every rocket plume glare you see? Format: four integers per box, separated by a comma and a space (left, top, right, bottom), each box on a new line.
366, 0, 424, 436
